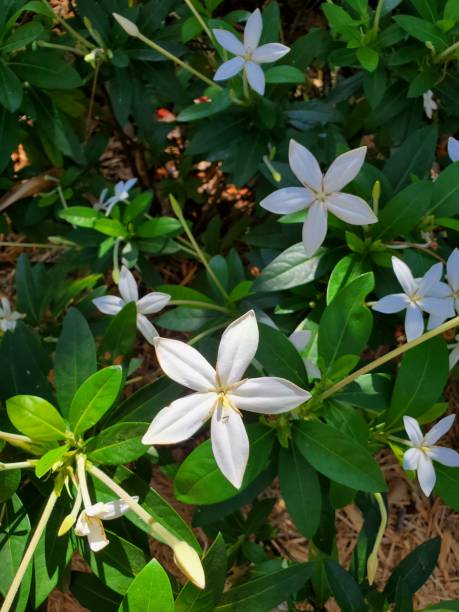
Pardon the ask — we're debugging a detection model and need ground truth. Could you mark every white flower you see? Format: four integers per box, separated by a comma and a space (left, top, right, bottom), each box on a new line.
372, 257, 454, 341
75, 497, 139, 552
0, 297, 25, 332
260, 140, 377, 256
403, 415, 459, 496
142, 311, 310, 488
93, 266, 170, 343
448, 334, 459, 370
427, 248, 459, 329
289, 330, 321, 380
212, 9, 289, 95
422, 90, 437, 119
448, 136, 459, 162
95, 178, 138, 216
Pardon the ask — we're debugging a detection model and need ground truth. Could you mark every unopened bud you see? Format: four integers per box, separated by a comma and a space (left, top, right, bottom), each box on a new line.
58, 514, 76, 536
113, 13, 139, 37
366, 552, 378, 585
173, 541, 205, 589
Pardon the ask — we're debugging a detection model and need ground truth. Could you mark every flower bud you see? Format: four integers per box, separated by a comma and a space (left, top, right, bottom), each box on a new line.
113, 13, 139, 37
173, 541, 205, 589
366, 552, 378, 585
58, 514, 76, 536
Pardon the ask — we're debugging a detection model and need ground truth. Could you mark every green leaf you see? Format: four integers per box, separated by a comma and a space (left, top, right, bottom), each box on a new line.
15, 253, 48, 325
356, 47, 379, 71
385, 337, 449, 429
123, 192, 152, 223
265, 65, 305, 83
156, 285, 213, 304
394, 15, 449, 50
69, 366, 123, 435
377, 180, 433, 239
6, 395, 67, 441
0, 105, 21, 172
174, 425, 275, 504
59, 206, 100, 227
86, 423, 147, 465
156, 306, 219, 333
436, 464, 459, 511
55, 308, 97, 417
325, 559, 366, 612
70, 572, 121, 610
430, 162, 459, 217
253, 244, 330, 292
118, 559, 174, 612
0, 60, 22, 112
0, 470, 21, 502
363, 66, 387, 108
2, 22, 45, 54
35, 445, 69, 478
94, 218, 127, 238
279, 446, 321, 538
178, 90, 232, 121
256, 323, 307, 387
215, 564, 312, 611
13, 49, 83, 89
294, 422, 387, 493
175, 534, 227, 611
318, 273, 374, 376
136, 217, 182, 238
0, 495, 32, 612
326, 254, 369, 304
98, 302, 137, 361
113, 378, 182, 424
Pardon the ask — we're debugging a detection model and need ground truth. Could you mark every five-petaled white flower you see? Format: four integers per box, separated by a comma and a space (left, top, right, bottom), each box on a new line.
448, 136, 459, 162
75, 497, 139, 552
289, 330, 321, 380
213, 9, 290, 96
0, 297, 25, 332
96, 178, 138, 216
422, 90, 438, 120
93, 266, 170, 344
260, 140, 377, 256
403, 415, 459, 496
142, 311, 310, 488
372, 257, 454, 341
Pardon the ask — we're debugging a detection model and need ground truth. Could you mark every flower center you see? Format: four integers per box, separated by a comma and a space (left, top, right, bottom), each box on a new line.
243, 51, 252, 61
316, 191, 327, 203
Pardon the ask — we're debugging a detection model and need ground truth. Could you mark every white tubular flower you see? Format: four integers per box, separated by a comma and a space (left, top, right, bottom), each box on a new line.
260, 140, 377, 256
212, 9, 289, 95
142, 311, 310, 488
422, 90, 437, 120
93, 266, 170, 344
0, 297, 25, 332
289, 330, 321, 380
403, 415, 459, 496
372, 257, 454, 341
448, 136, 459, 162
448, 334, 459, 370
75, 497, 139, 552
95, 178, 138, 216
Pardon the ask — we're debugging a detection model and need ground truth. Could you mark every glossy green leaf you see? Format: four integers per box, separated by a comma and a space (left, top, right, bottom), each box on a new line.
377, 180, 433, 240
326, 254, 369, 304
394, 15, 449, 50
35, 444, 69, 478
256, 323, 307, 386
118, 559, 174, 612
59, 206, 100, 227
136, 217, 181, 238
70, 572, 121, 610
430, 162, 459, 217
325, 559, 366, 612
6, 395, 67, 441
356, 47, 379, 71
113, 377, 182, 424
69, 366, 123, 435
294, 422, 387, 493
98, 302, 137, 361
0, 59, 22, 111
86, 422, 147, 465
0, 469, 21, 502
265, 65, 305, 83
14, 49, 83, 89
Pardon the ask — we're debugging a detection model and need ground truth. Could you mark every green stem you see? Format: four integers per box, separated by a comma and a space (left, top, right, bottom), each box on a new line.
36, 40, 85, 56
0, 460, 37, 470
435, 40, 459, 63
40, 0, 95, 50
0, 241, 66, 249
168, 299, 232, 315
242, 70, 250, 101
183, 0, 214, 42
372, 0, 384, 34
366, 493, 387, 585
0, 490, 58, 612
170, 195, 229, 300
314, 314, 459, 405
0, 431, 34, 444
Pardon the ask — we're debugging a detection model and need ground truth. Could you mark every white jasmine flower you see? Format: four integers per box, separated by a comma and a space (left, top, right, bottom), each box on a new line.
95, 178, 138, 216
0, 297, 25, 332
448, 334, 459, 370
75, 497, 139, 552
428, 248, 459, 329
448, 136, 459, 162
422, 90, 437, 119
372, 257, 454, 341
213, 9, 290, 95
260, 140, 377, 256
403, 415, 459, 496
93, 266, 170, 343
142, 311, 310, 488
289, 330, 321, 379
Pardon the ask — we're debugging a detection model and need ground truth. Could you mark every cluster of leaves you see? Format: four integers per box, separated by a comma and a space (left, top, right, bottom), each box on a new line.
2, 0, 459, 611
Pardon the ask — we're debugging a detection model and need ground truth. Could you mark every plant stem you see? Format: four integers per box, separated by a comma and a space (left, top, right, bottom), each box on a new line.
435, 40, 459, 63
76, 454, 93, 510
170, 195, 229, 300
0, 490, 58, 612
366, 493, 387, 585
40, 0, 95, 51
183, 0, 214, 42
0, 431, 34, 444
372, 0, 385, 34
168, 299, 232, 315
0, 241, 66, 249
242, 70, 250, 101
314, 314, 459, 405
36, 40, 86, 56
136, 31, 220, 90
0, 460, 37, 470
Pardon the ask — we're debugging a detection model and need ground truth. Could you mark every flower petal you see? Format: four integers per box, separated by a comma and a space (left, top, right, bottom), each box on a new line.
403, 447, 420, 471
448, 136, 459, 162
288, 139, 322, 192
289, 330, 311, 352
217, 311, 259, 387
260, 187, 315, 214
450, 345, 459, 370
96, 497, 140, 520
302, 201, 328, 257
75, 512, 90, 536
418, 262, 443, 295
136, 313, 158, 344
154, 337, 216, 391
212, 29, 244, 56
142, 392, 216, 445
124, 178, 138, 192
429, 446, 459, 467
119, 266, 138, 303
92, 295, 124, 316
252, 43, 290, 63
228, 376, 310, 414
403, 415, 423, 446
372, 293, 409, 314
419, 296, 455, 318
211, 406, 249, 488
423, 414, 455, 446
417, 453, 436, 496
304, 359, 321, 380
1, 297, 11, 314
427, 282, 453, 298
404, 304, 424, 341
137, 292, 171, 314
427, 312, 448, 331
86, 517, 110, 552
326, 193, 377, 225
214, 57, 244, 81
323, 146, 367, 193
447, 248, 459, 291
392, 257, 417, 295
245, 61, 265, 95
244, 8, 262, 52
